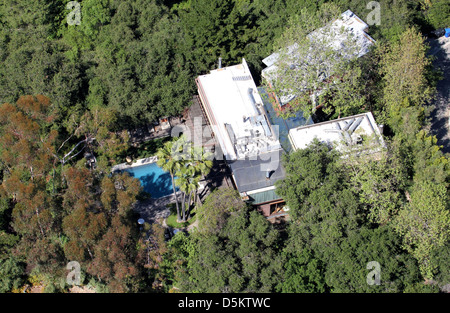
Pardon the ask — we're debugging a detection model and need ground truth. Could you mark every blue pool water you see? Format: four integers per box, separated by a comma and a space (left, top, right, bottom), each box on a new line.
123, 162, 176, 198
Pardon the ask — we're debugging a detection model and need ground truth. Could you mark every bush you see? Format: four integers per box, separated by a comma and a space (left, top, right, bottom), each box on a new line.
0, 256, 26, 292
118, 136, 171, 164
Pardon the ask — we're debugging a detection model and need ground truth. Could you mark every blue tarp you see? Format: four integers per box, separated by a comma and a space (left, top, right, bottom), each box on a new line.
445, 28, 450, 38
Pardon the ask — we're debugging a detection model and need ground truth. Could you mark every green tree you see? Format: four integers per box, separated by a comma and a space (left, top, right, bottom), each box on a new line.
178, 205, 283, 292
276, 140, 372, 266
346, 150, 407, 225
156, 137, 184, 221
278, 246, 326, 293
378, 27, 434, 130
0, 255, 26, 292
0, 187, 24, 293
85, 1, 194, 126
411, 130, 450, 185
429, 242, 450, 290
324, 226, 422, 293
394, 180, 450, 280
0, 3, 84, 124
424, 0, 450, 29
175, 144, 213, 221
196, 187, 246, 235
58, 0, 112, 56
179, 0, 244, 74
175, 172, 199, 222
333, 0, 417, 43
134, 12, 195, 123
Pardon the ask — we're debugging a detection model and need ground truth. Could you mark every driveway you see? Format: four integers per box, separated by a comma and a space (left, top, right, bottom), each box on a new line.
427, 36, 450, 154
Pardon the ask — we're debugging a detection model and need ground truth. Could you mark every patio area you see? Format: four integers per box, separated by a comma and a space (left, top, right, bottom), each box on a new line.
132, 159, 233, 227
129, 98, 234, 227
133, 192, 178, 225
127, 116, 183, 145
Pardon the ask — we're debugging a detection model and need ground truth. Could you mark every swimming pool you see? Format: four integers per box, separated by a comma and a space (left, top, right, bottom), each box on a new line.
123, 162, 177, 199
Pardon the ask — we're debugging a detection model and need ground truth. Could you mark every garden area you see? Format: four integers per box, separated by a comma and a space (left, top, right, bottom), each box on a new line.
117, 136, 172, 164
165, 203, 197, 229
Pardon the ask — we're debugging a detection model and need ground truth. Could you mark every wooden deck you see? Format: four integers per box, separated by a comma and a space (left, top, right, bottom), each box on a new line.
184, 95, 215, 147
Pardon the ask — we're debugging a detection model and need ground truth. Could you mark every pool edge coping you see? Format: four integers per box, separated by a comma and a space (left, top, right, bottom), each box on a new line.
111, 155, 158, 172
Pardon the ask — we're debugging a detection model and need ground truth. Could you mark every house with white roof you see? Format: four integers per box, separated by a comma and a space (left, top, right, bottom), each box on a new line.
196, 59, 281, 161
194, 10, 381, 219
288, 112, 386, 156
196, 59, 295, 217
261, 9, 376, 109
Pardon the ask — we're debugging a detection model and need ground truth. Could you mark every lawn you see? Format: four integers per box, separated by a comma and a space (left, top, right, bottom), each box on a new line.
165, 203, 197, 229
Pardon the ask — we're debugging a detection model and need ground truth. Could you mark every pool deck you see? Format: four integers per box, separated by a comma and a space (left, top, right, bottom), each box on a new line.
134, 192, 179, 224
115, 98, 233, 226
132, 174, 231, 226
111, 155, 159, 172
112, 155, 174, 223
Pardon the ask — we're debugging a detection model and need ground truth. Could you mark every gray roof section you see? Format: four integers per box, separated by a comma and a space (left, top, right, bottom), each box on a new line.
248, 188, 282, 205
227, 149, 286, 193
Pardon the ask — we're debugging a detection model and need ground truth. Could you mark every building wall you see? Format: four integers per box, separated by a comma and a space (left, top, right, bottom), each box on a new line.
257, 203, 272, 217
256, 200, 286, 218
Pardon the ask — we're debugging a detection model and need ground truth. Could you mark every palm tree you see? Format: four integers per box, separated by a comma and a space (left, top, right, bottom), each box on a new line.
156, 138, 184, 222
175, 166, 199, 222
175, 145, 213, 221
189, 146, 213, 208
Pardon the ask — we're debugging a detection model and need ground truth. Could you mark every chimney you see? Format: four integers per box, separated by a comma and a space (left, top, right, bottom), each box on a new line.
218, 57, 222, 69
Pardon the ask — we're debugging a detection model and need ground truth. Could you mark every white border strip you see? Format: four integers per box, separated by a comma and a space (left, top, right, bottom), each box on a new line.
111, 155, 159, 172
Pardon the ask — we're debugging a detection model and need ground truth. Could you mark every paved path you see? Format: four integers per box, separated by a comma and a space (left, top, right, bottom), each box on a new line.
427, 36, 450, 154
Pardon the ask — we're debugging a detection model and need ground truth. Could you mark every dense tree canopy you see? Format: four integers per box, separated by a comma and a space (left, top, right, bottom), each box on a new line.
176, 205, 284, 293
0, 0, 448, 294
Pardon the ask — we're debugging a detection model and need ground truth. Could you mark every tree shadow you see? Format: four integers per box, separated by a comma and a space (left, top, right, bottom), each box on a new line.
202, 159, 232, 191
129, 171, 176, 199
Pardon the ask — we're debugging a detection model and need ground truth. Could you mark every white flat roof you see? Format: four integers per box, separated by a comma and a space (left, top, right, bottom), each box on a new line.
196, 59, 282, 160
308, 10, 375, 59
289, 112, 385, 153
262, 10, 376, 93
